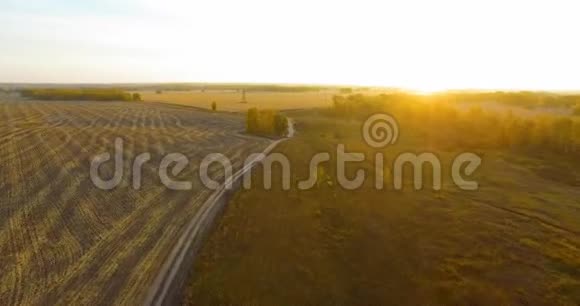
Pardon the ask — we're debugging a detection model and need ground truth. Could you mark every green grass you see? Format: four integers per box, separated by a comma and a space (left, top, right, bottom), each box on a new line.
185, 110, 580, 305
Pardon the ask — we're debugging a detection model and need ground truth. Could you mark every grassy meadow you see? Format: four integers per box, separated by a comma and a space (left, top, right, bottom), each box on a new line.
185, 97, 580, 305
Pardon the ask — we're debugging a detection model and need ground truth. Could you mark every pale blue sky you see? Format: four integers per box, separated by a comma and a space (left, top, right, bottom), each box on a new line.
1, 0, 579, 91
2, 0, 145, 16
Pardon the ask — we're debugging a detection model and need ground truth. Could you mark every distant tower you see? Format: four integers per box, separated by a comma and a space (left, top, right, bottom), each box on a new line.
241, 89, 247, 103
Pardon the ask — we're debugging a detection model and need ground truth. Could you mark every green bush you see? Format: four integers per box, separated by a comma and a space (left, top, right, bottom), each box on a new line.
246, 108, 288, 137
274, 113, 288, 136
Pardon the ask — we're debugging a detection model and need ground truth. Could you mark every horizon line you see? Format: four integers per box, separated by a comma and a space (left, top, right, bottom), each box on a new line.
2, 81, 580, 94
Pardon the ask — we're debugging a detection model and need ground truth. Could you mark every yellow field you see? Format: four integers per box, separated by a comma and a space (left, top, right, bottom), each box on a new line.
0, 96, 269, 304
186, 111, 580, 305
139, 90, 335, 112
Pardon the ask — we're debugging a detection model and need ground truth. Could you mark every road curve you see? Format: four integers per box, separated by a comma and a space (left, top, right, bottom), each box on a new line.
144, 119, 295, 306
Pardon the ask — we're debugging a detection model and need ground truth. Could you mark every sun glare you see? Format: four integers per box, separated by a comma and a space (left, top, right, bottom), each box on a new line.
1, 0, 579, 89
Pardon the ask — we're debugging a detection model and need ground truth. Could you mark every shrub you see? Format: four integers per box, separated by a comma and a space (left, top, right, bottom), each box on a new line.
274, 113, 288, 136
211, 101, 217, 111
246, 108, 288, 137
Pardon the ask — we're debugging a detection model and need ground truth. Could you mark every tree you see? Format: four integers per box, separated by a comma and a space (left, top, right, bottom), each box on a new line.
132, 93, 142, 101
211, 101, 217, 111
247, 108, 258, 134
551, 118, 573, 153
274, 113, 288, 136
573, 104, 580, 116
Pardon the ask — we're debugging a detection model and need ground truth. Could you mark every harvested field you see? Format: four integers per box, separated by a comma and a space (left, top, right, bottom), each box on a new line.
139, 90, 335, 112
0, 96, 269, 305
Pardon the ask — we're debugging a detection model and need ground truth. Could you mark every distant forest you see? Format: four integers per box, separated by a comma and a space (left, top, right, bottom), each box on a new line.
133, 84, 329, 93
20, 88, 140, 102
331, 93, 580, 159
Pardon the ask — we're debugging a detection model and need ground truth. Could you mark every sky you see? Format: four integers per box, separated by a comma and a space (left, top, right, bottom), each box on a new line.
1, 0, 579, 91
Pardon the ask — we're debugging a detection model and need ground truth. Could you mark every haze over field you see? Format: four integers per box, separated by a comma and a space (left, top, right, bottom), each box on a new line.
1, 0, 579, 91
2, 0, 580, 304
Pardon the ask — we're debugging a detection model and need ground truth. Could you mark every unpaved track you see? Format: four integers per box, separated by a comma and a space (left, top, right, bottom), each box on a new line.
145, 120, 294, 305
0, 97, 269, 305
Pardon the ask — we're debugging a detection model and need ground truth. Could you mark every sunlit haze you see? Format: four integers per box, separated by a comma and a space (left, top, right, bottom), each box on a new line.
1, 0, 579, 91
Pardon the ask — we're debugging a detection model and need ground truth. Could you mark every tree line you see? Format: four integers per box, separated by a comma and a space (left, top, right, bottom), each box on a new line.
439, 91, 580, 108
331, 94, 580, 159
20, 88, 141, 102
